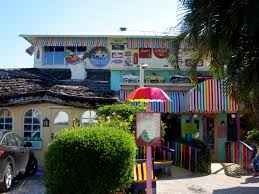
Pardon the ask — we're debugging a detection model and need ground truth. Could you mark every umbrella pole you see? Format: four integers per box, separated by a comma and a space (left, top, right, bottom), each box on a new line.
146, 144, 152, 194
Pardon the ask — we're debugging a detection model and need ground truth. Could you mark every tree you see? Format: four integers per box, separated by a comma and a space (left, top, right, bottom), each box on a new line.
172, 0, 259, 130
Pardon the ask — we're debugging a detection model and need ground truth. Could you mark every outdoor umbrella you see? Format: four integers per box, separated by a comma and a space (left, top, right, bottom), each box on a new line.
127, 87, 171, 102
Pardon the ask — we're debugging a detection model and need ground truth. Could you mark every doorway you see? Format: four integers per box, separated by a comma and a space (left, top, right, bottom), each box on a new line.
205, 116, 215, 156
163, 113, 181, 141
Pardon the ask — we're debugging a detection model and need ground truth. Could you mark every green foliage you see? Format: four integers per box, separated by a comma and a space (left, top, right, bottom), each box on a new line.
180, 138, 211, 173
97, 103, 146, 133
245, 129, 259, 145
44, 126, 136, 194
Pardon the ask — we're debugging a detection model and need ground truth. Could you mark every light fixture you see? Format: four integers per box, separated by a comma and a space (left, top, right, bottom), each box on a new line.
43, 117, 49, 127
193, 114, 198, 119
141, 64, 149, 69
231, 113, 236, 119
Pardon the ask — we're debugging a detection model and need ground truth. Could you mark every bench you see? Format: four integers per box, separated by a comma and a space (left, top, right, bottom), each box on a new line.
154, 160, 173, 176
131, 159, 157, 194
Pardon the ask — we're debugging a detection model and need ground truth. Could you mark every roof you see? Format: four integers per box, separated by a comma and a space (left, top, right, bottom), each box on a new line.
20, 31, 177, 39
0, 68, 118, 108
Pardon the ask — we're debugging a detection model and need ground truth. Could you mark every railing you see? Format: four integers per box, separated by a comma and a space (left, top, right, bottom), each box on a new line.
137, 141, 200, 173
168, 141, 200, 173
225, 141, 254, 172
136, 143, 174, 161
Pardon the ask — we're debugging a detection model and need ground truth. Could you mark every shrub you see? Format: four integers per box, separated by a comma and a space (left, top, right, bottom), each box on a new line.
44, 126, 136, 194
97, 104, 146, 133
245, 129, 259, 145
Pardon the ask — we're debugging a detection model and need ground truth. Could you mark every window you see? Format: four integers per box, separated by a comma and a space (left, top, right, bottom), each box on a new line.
81, 110, 97, 126
6, 133, 17, 147
0, 109, 13, 130
54, 111, 69, 125
23, 108, 42, 140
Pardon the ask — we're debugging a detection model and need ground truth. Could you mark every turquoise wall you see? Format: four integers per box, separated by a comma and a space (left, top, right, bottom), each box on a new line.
111, 70, 189, 92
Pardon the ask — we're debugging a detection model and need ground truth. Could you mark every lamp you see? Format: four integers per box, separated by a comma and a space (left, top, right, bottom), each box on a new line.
231, 113, 236, 119
193, 113, 198, 119
139, 64, 149, 87
43, 117, 49, 127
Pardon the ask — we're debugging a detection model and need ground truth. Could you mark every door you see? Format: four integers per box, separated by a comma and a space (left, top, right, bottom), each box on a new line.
14, 134, 29, 172
205, 116, 215, 156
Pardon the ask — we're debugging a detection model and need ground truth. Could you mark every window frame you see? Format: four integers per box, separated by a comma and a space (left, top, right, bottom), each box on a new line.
81, 110, 98, 126
23, 108, 42, 140
53, 111, 69, 125
0, 108, 13, 130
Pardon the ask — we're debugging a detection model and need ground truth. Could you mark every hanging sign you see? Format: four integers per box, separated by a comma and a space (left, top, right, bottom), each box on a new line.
136, 112, 161, 146
89, 47, 110, 67
153, 48, 168, 58
139, 48, 152, 58
133, 53, 138, 64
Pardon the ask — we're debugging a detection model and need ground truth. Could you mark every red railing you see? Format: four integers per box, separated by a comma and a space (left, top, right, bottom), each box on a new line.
225, 141, 254, 172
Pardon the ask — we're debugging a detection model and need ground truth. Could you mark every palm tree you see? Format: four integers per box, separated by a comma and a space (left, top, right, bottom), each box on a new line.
171, 0, 259, 130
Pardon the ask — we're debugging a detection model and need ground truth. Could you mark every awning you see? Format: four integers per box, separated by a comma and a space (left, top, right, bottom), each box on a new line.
183, 79, 239, 113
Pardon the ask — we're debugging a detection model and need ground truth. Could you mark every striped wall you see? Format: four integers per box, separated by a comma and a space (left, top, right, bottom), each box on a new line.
31, 37, 107, 47
120, 90, 186, 113
183, 79, 239, 113
30, 37, 171, 48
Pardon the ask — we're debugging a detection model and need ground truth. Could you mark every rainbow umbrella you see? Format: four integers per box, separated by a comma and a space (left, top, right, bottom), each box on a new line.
127, 87, 171, 102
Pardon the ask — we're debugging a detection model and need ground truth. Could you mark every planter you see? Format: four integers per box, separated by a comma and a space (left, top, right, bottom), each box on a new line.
24, 140, 42, 150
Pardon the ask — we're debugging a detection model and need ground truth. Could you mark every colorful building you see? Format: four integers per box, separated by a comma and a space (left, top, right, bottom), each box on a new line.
0, 30, 241, 165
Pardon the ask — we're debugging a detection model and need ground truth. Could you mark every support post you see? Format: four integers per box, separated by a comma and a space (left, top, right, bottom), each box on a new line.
146, 145, 152, 194
236, 112, 240, 141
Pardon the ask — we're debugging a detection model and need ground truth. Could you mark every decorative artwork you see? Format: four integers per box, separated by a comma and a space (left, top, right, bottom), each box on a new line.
89, 47, 110, 67
124, 51, 133, 66
111, 52, 124, 65
133, 53, 138, 64
153, 48, 168, 58
139, 48, 152, 58
136, 112, 161, 146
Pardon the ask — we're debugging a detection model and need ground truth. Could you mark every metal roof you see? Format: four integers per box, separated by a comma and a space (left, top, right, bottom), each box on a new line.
20, 31, 177, 40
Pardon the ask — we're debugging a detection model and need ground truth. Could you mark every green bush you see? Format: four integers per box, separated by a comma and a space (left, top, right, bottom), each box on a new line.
245, 129, 259, 145
44, 126, 136, 194
97, 103, 146, 133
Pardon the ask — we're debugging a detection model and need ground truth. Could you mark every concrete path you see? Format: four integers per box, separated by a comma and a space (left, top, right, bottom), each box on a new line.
157, 163, 259, 194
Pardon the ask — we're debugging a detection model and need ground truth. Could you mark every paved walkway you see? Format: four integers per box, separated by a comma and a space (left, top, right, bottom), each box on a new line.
4, 164, 259, 194
157, 163, 259, 194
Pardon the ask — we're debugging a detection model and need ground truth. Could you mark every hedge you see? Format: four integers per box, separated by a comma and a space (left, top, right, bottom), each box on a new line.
44, 126, 136, 194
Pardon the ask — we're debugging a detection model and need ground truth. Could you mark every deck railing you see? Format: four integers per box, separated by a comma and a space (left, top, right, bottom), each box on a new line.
225, 141, 254, 172
136, 143, 174, 161
137, 141, 200, 172
168, 141, 200, 172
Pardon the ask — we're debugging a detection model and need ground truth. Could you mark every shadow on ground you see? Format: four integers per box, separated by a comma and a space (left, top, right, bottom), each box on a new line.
213, 186, 259, 194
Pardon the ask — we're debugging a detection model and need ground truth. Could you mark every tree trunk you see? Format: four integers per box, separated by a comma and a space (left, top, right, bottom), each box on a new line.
255, 83, 259, 131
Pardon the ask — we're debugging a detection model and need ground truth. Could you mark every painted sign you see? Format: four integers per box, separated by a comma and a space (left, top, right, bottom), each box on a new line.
89, 47, 110, 67
139, 48, 152, 58
111, 44, 125, 50
153, 48, 168, 58
124, 51, 133, 66
111, 52, 124, 65
133, 53, 138, 64
112, 52, 123, 58
136, 112, 161, 145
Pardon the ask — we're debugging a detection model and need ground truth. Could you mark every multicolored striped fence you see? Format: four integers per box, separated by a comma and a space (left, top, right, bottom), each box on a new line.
137, 141, 200, 172
127, 38, 171, 48
183, 79, 239, 113
168, 141, 200, 172
225, 141, 254, 172
136, 143, 173, 161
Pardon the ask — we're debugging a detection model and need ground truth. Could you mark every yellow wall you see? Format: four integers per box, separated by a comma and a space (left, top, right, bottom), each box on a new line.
1, 103, 96, 166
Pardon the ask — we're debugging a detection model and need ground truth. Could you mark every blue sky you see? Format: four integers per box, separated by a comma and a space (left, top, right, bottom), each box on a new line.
0, 0, 179, 68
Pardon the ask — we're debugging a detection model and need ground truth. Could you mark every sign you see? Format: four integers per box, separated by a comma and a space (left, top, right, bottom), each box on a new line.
124, 51, 133, 66
136, 112, 161, 145
111, 52, 123, 58
139, 48, 152, 58
153, 48, 168, 58
89, 46, 110, 67
111, 44, 125, 50
133, 53, 138, 64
